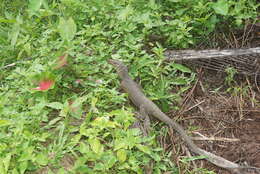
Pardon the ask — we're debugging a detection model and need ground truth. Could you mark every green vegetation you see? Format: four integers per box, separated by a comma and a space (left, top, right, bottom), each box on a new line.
0, 0, 258, 173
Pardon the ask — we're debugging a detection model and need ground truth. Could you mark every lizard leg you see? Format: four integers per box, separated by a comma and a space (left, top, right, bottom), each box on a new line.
139, 105, 151, 137
130, 105, 151, 137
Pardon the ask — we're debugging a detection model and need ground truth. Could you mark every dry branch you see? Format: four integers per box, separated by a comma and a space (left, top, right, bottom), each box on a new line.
164, 47, 260, 75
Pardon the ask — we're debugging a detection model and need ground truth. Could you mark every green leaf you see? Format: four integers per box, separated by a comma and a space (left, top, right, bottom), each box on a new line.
110, 109, 134, 128
47, 170, 55, 174
58, 17, 77, 41
47, 117, 62, 126
0, 120, 11, 127
3, 154, 11, 173
79, 142, 90, 154
90, 97, 98, 113
117, 149, 127, 162
57, 168, 66, 174
9, 20, 21, 47
28, 0, 43, 12
19, 161, 28, 174
59, 101, 69, 117
172, 63, 191, 73
94, 162, 105, 171
103, 153, 117, 169
149, 153, 161, 161
135, 144, 151, 155
91, 117, 117, 129
46, 102, 63, 110
0, 19, 16, 23
11, 168, 19, 174
35, 153, 49, 166
114, 139, 127, 150
0, 161, 6, 174
212, 0, 229, 16
89, 138, 103, 154
69, 96, 88, 119
172, 78, 188, 85
117, 6, 133, 20
71, 96, 88, 108
18, 146, 34, 162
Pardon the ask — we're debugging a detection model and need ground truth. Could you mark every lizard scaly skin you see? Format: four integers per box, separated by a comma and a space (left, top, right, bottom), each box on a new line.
108, 59, 260, 174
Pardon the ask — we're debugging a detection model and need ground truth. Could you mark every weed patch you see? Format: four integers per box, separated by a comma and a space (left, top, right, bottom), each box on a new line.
0, 0, 258, 173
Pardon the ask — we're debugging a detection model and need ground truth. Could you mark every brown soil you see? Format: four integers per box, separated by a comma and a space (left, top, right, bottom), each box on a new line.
167, 71, 260, 174
167, 21, 260, 174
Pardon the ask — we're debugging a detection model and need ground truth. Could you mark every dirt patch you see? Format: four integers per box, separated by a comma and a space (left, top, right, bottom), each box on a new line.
190, 96, 260, 174
167, 71, 260, 173
163, 21, 260, 173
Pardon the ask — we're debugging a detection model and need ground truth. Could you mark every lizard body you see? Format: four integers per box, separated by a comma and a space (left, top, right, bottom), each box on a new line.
108, 59, 260, 174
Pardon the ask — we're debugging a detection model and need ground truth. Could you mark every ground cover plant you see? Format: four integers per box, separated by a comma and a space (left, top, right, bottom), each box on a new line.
0, 0, 259, 173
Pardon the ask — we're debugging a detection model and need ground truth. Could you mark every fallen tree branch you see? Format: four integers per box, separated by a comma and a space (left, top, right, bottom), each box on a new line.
164, 47, 260, 76
164, 47, 260, 60
108, 59, 260, 174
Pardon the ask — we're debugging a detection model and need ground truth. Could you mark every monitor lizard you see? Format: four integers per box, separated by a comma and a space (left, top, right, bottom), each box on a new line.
108, 59, 260, 174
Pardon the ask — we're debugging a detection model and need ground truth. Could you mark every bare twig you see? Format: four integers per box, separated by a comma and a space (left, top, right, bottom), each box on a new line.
0, 57, 33, 70
192, 133, 240, 142
183, 100, 205, 113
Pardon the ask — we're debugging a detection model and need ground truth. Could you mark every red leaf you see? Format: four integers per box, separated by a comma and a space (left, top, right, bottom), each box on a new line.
32, 80, 54, 91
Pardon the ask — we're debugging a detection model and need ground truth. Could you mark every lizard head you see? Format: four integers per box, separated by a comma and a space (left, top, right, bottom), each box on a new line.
108, 59, 129, 79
